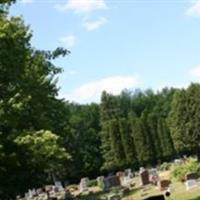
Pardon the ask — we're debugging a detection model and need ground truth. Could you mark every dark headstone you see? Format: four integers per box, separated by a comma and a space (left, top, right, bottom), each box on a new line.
185, 173, 198, 181
158, 180, 171, 191
104, 175, 121, 190
140, 170, 150, 185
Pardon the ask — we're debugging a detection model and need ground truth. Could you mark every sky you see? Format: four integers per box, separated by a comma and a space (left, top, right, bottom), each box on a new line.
10, 0, 200, 103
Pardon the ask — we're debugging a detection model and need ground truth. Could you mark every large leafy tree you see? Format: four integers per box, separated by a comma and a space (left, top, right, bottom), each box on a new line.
62, 103, 102, 180
0, 2, 70, 198
15, 130, 70, 182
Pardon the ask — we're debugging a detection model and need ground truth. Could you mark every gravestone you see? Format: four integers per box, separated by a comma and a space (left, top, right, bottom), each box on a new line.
125, 169, 132, 177
158, 180, 171, 191
28, 189, 33, 198
149, 168, 159, 185
45, 185, 53, 192
121, 169, 133, 187
116, 171, 124, 177
149, 168, 158, 177
79, 177, 89, 193
49, 190, 57, 198
185, 172, 198, 181
121, 175, 133, 187
185, 179, 198, 191
104, 175, 121, 190
36, 188, 43, 195
140, 169, 150, 186
55, 181, 64, 191
31, 188, 37, 197
97, 176, 105, 189
24, 192, 29, 199
174, 159, 183, 165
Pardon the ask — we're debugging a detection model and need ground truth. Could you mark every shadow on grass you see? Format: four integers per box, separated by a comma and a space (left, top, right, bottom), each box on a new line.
188, 197, 200, 200
124, 187, 142, 196
79, 191, 107, 200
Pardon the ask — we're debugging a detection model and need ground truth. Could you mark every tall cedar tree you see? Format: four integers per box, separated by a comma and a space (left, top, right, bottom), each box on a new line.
169, 83, 200, 161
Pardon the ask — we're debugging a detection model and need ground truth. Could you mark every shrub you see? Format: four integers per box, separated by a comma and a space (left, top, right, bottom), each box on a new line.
171, 158, 200, 181
159, 162, 172, 171
88, 179, 97, 187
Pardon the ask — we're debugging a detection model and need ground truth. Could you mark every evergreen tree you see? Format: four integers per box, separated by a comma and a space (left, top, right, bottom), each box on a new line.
147, 113, 163, 163
131, 116, 154, 165
169, 83, 200, 161
119, 118, 138, 167
157, 118, 175, 160
109, 119, 126, 168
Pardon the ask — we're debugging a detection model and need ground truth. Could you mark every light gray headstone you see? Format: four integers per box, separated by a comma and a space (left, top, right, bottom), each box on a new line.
55, 181, 64, 191
79, 177, 89, 192
185, 179, 198, 191
174, 159, 183, 165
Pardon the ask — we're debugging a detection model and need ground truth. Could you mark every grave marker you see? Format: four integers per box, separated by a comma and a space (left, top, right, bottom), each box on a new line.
140, 169, 150, 186
185, 172, 198, 181
79, 177, 89, 193
149, 168, 159, 185
104, 175, 121, 190
158, 180, 171, 191
185, 179, 198, 191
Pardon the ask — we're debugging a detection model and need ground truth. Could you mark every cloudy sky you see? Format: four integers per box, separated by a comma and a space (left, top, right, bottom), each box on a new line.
11, 0, 200, 103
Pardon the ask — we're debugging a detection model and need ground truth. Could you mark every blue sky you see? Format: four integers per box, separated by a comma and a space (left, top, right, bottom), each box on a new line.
10, 0, 200, 103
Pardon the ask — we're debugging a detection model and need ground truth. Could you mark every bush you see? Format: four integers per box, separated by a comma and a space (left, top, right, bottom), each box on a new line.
159, 162, 172, 171
88, 179, 97, 187
171, 158, 200, 181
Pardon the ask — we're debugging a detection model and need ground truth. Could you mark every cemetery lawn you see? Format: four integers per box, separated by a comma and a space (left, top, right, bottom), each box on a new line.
126, 181, 200, 200
79, 177, 200, 200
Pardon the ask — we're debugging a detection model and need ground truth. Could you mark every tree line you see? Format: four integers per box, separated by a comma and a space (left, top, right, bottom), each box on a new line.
1, 1, 200, 199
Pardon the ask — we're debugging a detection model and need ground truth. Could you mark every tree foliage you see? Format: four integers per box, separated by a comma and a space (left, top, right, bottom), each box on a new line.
100, 89, 176, 170
169, 83, 200, 160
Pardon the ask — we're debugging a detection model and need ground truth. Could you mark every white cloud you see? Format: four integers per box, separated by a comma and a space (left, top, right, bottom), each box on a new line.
83, 17, 108, 31
186, 0, 200, 17
64, 75, 140, 103
67, 70, 77, 75
190, 65, 200, 78
59, 35, 77, 47
20, 0, 34, 4
55, 0, 107, 13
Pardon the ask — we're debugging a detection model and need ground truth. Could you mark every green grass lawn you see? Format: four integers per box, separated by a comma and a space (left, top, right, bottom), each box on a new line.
79, 177, 200, 200
125, 181, 200, 200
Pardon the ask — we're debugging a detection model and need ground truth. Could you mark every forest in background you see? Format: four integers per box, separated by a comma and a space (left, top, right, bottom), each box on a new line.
1, 0, 200, 199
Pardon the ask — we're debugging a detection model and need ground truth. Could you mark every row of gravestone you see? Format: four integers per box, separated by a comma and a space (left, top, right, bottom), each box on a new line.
140, 166, 200, 191
140, 167, 173, 192
79, 167, 170, 193
79, 168, 134, 193
16, 181, 71, 200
